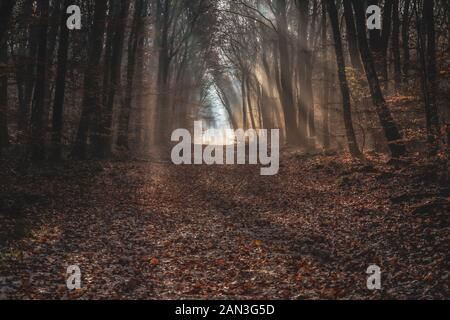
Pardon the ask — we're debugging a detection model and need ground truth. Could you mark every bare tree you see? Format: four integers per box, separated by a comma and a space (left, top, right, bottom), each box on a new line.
352, 0, 406, 158
327, 0, 362, 158
72, 1, 108, 159
51, 0, 72, 160
29, 0, 50, 161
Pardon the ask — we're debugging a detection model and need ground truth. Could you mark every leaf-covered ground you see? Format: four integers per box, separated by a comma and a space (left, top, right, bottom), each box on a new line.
0, 152, 448, 299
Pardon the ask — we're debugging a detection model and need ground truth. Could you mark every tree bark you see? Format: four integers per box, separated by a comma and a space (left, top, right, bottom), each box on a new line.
51, 0, 71, 160
0, 41, 9, 154
401, 0, 411, 81
423, 0, 440, 155
246, 77, 257, 129
95, 0, 130, 158
241, 73, 247, 129
352, 0, 406, 158
44, 2, 64, 124
367, 0, 381, 52
155, 0, 172, 145
380, 0, 393, 90
117, 0, 145, 150
0, 0, 15, 45
276, 0, 301, 146
296, 0, 310, 147
72, 0, 108, 159
321, 0, 330, 151
17, 1, 38, 134
327, 0, 362, 158
342, 0, 363, 71
392, 0, 401, 89
29, 0, 49, 161
305, 1, 318, 149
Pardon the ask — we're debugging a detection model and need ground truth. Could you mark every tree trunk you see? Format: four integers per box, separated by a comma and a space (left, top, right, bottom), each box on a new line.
305, 61, 315, 142
133, 37, 146, 151
352, 0, 406, 158
0, 42, 9, 154
367, 0, 381, 53
246, 77, 257, 129
342, 0, 363, 71
321, 0, 330, 151
72, 1, 108, 159
422, 0, 440, 156
117, 0, 145, 150
156, 0, 172, 146
29, 0, 49, 161
327, 0, 362, 158
0, 0, 15, 44
44, 2, 64, 124
102, 3, 116, 110
380, 0, 393, 90
92, 1, 117, 154
51, 0, 71, 160
392, 0, 401, 89
276, 0, 301, 146
241, 73, 247, 129
18, 1, 38, 134
305, 1, 318, 149
296, 0, 310, 147
447, 0, 450, 52
402, 0, 411, 81
96, 0, 130, 158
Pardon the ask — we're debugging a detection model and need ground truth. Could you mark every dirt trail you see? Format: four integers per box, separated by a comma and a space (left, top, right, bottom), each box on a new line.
0, 154, 448, 299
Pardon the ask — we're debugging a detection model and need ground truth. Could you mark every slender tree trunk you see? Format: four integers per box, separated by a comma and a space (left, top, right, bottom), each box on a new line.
0, 42, 9, 154
133, 38, 146, 151
92, 1, 117, 154
296, 0, 310, 146
342, 0, 363, 71
305, 62, 315, 141
102, 3, 116, 110
352, 0, 406, 158
96, 1, 130, 158
44, 2, 63, 123
321, 0, 330, 151
29, 0, 49, 161
447, 0, 450, 52
402, 0, 411, 81
15, 33, 28, 134
19, 1, 39, 134
241, 73, 247, 129
51, 0, 71, 160
246, 77, 257, 129
392, 0, 401, 89
156, 0, 172, 146
118, 0, 145, 150
306, 1, 318, 149
259, 49, 274, 129
0, 0, 15, 44
327, 0, 362, 158
157, 3, 172, 145
276, 0, 301, 145
367, 0, 382, 52
23, 31, 38, 132
72, 1, 108, 159
380, 0, 393, 90
423, 0, 440, 155
0, 0, 15, 153
257, 82, 264, 128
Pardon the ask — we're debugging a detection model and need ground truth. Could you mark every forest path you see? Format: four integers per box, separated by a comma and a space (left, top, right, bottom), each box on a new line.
0, 153, 447, 299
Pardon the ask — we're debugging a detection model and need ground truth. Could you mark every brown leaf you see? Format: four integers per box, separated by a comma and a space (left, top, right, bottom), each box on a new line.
149, 257, 160, 266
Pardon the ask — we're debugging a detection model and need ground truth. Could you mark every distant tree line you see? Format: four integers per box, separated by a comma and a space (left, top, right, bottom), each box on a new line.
0, 0, 448, 161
